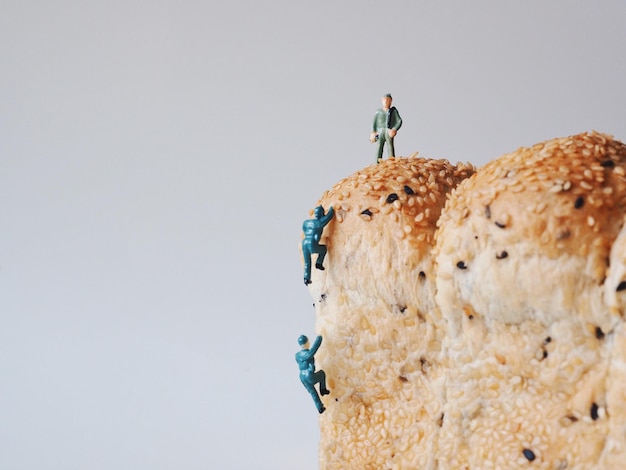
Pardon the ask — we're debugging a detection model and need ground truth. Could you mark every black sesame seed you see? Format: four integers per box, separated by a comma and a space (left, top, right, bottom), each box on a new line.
496, 251, 508, 259
542, 349, 548, 359
601, 159, 615, 168
544, 336, 552, 344
590, 402, 599, 420
361, 209, 373, 216
418, 271, 426, 279
456, 261, 467, 270
485, 205, 491, 219
398, 376, 408, 382
403, 185, 414, 195
574, 196, 585, 209
468, 315, 474, 320
595, 326, 605, 340
398, 305, 407, 313
617, 281, 626, 292
522, 449, 536, 461
386, 193, 399, 204
495, 221, 506, 229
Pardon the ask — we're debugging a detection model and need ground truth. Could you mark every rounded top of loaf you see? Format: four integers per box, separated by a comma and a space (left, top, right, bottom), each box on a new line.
310, 156, 474, 311
435, 131, 626, 328
437, 130, 626, 261
319, 156, 474, 249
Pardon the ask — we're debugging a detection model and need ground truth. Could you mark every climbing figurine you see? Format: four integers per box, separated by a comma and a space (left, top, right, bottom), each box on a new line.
302, 205, 335, 285
370, 93, 402, 163
295, 334, 330, 414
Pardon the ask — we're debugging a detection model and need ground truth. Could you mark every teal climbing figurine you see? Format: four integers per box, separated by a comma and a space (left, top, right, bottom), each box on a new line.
370, 93, 402, 163
296, 334, 330, 414
302, 205, 335, 285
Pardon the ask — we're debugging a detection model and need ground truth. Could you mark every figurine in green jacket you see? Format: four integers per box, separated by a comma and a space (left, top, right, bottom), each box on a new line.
370, 93, 402, 163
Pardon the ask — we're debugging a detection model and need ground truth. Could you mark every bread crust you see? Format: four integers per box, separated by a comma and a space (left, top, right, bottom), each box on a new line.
306, 132, 626, 469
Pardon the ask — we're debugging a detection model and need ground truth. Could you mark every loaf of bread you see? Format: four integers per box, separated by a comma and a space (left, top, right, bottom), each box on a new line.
306, 131, 626, 469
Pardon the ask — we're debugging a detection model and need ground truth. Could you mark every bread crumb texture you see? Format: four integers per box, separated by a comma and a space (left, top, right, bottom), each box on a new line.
306, 132, 626, 469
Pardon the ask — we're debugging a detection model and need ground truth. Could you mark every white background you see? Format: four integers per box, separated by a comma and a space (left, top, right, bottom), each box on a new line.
1, 1, 625, 469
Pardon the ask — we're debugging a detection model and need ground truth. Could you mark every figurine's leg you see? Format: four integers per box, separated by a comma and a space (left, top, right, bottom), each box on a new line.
314, 369, 329, 395
315, 245, 327, 270
303, 380, 325, 413
303, 245, 312, 284
376, 133, 385, 162
388, 136, 395, 157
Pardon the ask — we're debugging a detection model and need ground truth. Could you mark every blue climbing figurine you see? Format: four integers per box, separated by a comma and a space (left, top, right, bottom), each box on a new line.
296, 334, 330, 414
302, 205, 335, 285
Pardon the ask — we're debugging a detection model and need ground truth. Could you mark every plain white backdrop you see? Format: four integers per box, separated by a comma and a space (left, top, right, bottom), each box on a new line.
1, 1, 625, 469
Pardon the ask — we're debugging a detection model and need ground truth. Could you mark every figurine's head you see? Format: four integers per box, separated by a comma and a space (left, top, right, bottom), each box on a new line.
314, 206, 325, 218
298, 335, 309, 347
382, 93, 393, 109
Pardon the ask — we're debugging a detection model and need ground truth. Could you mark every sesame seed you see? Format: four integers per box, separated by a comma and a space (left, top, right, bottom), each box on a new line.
590, 403, 599, 420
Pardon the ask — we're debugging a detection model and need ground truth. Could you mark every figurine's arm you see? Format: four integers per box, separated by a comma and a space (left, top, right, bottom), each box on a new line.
390, 107, 402, 131
321, 206, 335, 226
309, 335, 323, 355
370, 111, 380, 142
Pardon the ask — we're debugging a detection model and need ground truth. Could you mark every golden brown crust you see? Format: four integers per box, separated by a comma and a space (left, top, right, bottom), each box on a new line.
435, 131, 626, 328
437, 131, 626, 261
310, 157, 474, 307
319, 157, 475, 248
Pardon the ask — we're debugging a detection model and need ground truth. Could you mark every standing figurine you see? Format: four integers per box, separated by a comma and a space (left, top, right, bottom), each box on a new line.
302, 205, 335, 285
295, 334, 330, 414
370, 93, 403, 163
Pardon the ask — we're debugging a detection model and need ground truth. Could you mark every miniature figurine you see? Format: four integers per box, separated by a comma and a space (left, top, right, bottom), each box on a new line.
295, 334, 330, 414
370, 93, 403, 163
302, 205, 335, 285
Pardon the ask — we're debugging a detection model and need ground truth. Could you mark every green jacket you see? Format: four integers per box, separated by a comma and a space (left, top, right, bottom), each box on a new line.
372, 106, 402, 132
